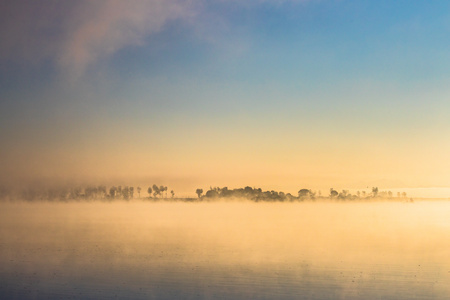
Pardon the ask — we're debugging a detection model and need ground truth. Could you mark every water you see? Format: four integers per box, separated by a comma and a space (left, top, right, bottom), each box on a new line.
1, 200, 449, 299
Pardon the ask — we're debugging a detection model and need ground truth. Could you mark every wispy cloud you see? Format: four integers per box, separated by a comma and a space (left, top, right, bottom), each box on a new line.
0, 0, 198, 79
58, 0, 198, 80
0, 0, 308, 80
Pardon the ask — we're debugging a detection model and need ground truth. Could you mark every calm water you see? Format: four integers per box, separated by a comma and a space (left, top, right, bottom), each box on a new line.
1, 200, 449, 299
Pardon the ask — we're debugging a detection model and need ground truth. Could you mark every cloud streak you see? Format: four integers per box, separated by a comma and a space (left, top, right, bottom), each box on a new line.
0, 0, 309, 79
0, 0, 198, 79
58, 0, 198, 79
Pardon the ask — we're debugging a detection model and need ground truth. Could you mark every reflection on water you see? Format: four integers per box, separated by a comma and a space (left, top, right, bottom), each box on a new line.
1, 201, 449, 299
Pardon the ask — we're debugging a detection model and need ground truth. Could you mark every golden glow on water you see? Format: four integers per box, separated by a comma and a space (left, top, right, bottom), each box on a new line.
1, 200, 450, 299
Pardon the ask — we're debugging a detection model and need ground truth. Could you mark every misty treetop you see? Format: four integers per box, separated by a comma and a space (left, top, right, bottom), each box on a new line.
197, 186, 407, 202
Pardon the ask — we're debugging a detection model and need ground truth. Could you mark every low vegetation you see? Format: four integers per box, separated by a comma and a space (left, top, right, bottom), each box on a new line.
0, 184, 409, 202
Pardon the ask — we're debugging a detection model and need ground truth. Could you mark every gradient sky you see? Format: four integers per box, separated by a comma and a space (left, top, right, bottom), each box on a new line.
1, 0, 450, 196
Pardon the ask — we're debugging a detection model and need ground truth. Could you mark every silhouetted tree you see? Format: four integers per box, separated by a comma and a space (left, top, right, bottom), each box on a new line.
147, 187, 152, 198
244, 186, 253, 196
160, 185, 164, 198
152, 184, 160, 198
330, 188, 338, 199
117, 186, 123, 199
137, 186, 141, 198
298, 189, 312, 200
196, 188, 203, 198
372, 187, 379, 198
205, 189, 219, 198
220, 187, 233, 197
130, 187, 134, 199
122, 186, 129, 200
109, 186, 117, 199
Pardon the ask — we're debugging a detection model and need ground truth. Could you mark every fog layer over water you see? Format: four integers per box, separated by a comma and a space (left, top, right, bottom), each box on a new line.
1, 201, 449, 299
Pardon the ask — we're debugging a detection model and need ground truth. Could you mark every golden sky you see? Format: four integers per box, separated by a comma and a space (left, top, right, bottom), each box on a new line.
1, 1, 450, 196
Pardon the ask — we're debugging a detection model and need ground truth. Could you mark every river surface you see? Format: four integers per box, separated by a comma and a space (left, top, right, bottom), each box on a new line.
1, 200, 449, 299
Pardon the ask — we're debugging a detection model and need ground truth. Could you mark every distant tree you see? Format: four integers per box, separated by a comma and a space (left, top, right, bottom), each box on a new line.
220, 187, 233, 198
137, 186, 141, 198
98, 185, 107, 198
147, 187, 152, 198
330, 188, 338, 199
338, 190, 349, 200
402, 192, 407, 198
109, 186, 117, 199
196, 188, 203, 198
152, 184, 160, 198
159, 186, 164, 197
372, 187, 379, 198
158, 186, 166, 198
205, 189, 219, 198
85, 186, 95, 199
269, 190, 280, 201
171, 190, 174, 198
129, 187, 134, 199
244, 186, 253, 195
122, 186, 130, 200
298, 189, 311, 199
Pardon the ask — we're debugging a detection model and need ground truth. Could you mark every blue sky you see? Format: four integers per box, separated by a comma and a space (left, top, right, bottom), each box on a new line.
1, 0, 450, 195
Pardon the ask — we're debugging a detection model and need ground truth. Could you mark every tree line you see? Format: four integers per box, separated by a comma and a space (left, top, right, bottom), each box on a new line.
0, 184, 175, 201
0, 184, 408, 202
195, 186, 408, 201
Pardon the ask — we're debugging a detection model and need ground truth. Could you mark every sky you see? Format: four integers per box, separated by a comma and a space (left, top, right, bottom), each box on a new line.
1, 0, 450, 196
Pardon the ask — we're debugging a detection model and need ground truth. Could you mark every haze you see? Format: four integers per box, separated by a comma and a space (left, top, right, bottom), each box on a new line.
1, 200, 449, 299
